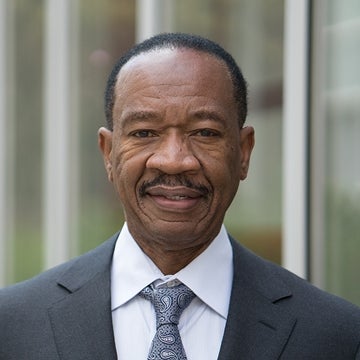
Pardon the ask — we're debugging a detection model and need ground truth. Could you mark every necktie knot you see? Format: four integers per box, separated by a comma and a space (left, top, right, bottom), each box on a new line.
141, 283, 195, 327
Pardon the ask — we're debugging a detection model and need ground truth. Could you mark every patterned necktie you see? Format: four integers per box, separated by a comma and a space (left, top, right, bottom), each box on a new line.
140, 282, 195, 360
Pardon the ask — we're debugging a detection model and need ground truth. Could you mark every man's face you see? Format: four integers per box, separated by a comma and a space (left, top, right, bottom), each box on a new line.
99, 48, 254, 253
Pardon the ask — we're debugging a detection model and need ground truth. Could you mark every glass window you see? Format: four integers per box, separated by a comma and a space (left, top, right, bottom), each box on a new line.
3, 0, 135, 284
77, 0, 135, 255
10, 0, 44, 282
311, 0, 360, 305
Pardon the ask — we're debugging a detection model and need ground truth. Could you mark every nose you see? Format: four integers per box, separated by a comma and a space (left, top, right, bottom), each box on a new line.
146, 133, 201, 174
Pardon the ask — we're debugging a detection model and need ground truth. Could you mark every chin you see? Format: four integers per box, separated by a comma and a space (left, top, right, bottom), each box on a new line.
148, 219, 216, 246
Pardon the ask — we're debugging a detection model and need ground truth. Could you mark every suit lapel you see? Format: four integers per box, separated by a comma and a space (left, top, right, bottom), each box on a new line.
48, 235, 118, 360
46, 233, 296, 359
218, 238, 296, 360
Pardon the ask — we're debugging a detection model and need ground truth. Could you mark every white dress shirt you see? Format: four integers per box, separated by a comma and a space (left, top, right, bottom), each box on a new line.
111, 223, 233, 360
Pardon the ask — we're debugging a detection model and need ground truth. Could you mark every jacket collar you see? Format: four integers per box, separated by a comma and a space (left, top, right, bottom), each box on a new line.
48, 233, 119, 360
218, 237, 296, 360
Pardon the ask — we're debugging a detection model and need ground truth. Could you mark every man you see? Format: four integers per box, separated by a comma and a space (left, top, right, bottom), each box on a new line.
0, 33, 359, 359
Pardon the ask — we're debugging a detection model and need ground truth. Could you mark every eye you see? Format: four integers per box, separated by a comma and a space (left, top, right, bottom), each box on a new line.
193, 129, 220, 137
132, 130, 156, 138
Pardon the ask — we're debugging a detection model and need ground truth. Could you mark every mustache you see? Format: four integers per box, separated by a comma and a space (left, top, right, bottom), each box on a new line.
139, 174, 210, 197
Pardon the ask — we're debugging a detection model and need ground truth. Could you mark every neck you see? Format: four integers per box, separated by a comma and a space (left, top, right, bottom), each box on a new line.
140, 242, 210, 275
125, 220, 220, 274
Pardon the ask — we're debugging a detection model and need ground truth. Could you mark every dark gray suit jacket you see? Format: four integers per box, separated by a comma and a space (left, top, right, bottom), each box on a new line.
1, 233, 360, 359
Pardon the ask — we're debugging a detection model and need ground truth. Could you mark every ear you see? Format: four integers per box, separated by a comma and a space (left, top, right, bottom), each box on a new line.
239, 126, 255, 180
98, 127, 114, 182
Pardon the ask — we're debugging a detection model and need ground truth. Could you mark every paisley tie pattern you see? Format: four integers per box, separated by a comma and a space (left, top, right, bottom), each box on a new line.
140, 282, 195, 360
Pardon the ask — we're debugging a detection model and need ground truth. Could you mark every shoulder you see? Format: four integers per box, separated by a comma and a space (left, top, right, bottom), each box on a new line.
230, 236, 360, 332
229, 237, 360, 357
0, 233, 118, 313
0, 233, 118, 357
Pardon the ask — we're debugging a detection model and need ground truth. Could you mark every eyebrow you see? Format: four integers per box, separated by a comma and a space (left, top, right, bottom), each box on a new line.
190, 110, 226, 125
120, 110, 160, 127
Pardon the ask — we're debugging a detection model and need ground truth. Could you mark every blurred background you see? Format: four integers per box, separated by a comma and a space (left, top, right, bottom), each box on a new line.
0, 0, 359, 305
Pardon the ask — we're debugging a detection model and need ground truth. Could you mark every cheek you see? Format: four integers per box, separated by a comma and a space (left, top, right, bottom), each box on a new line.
226, 140, 242, 174
206, 144, 240, 178
219, 147, 241, 201
201, 156, 240, 199
111, 145, 147, 195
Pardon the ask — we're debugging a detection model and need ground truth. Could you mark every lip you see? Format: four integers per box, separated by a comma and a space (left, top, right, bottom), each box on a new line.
145, 185, 204, 210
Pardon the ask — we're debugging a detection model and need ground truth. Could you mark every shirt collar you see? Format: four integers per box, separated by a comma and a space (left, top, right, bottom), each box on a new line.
111, 223, 233, 319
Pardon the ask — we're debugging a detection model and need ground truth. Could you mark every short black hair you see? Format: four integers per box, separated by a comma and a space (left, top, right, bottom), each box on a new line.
104, 32, 248, 130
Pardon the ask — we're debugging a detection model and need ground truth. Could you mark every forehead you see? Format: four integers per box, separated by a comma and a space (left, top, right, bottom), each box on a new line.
114, 48, 234, 99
